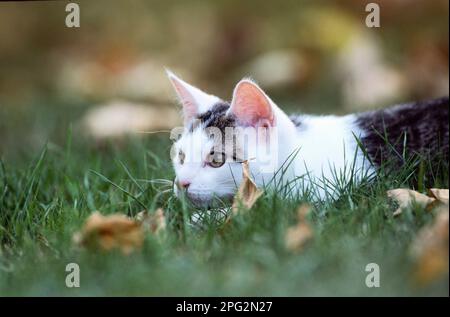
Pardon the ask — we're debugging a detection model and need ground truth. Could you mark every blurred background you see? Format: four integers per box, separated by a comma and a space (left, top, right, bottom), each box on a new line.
0, 0, 448, 159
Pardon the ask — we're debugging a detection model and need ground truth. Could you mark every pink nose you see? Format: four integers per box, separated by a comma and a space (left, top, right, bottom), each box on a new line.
178, 180, 191, 189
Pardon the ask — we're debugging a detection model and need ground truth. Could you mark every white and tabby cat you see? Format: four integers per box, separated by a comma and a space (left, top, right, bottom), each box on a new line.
167, 71, 449, 207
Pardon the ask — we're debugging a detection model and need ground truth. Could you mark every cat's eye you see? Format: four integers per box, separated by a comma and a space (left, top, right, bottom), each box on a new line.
207, 150, 225, 168
178, 150, 185, 165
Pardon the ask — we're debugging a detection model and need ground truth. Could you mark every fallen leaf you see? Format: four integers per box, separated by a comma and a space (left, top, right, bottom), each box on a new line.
136, 208, 166, 234
285, 204, 314, 252
231, 161, 263, 215
428, 188, 449, 205
411, 206, 449, 286
387, 188, 437, 216
80, 100, 180, 141
388, 188, 449, 285
73, 212, 144, 254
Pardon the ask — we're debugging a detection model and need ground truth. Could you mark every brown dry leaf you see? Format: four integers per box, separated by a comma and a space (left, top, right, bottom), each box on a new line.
387, 189, 437, 216
231, 161, 263, 215
136, 208, 166, 234
428, 188, 449, 205
411, 206, 449, 286
285, 204, 314, 252
73, 212, 144, 255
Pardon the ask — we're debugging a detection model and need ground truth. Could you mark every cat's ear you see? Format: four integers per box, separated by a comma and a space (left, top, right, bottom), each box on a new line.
229, 79, 275, 127
166, 70, 219, 125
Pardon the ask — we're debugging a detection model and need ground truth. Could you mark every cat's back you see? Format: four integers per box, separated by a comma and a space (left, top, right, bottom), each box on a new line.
356, 97, 449, 170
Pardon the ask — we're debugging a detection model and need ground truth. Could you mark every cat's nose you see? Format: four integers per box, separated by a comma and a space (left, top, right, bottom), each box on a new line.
178, 180, 191, 189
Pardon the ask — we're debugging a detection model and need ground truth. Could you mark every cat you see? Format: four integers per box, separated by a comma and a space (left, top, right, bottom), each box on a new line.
167, 70, 449, 207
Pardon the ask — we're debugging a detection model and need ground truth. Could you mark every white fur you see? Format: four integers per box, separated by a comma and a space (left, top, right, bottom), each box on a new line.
169, 74, 374, 206
166, 70, 220, 115
173, 126, 240, 206
291, 114, 374, 198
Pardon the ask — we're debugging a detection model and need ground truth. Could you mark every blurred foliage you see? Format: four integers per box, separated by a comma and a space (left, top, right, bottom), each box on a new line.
0, 0, 448, 157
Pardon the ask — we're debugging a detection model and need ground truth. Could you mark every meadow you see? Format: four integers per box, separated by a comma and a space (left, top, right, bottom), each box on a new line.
0, 0, 448, 297
0, 98, 448, 296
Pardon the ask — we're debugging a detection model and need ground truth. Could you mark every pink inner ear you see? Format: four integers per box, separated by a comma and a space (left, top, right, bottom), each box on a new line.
171, 80, 198, 122
231, 81, 274, 127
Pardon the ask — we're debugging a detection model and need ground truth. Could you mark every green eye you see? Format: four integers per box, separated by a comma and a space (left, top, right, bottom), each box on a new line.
208, 151, 225, 168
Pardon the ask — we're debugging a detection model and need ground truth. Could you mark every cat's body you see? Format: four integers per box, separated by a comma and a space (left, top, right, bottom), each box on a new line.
356, 97, 449, 174
167, 71, 449, 206
289, 97, 449, 193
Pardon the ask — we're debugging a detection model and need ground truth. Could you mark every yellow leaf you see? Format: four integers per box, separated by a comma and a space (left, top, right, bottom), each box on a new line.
285, 204, 314, 252
411, 207, 449, 286
73, 212, 144, 255
231, 161, 263, 215
387, 189, 436, 216
136, 208, 166, 234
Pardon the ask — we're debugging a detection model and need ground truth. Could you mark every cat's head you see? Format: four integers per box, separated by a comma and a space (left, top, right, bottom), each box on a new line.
167, 71, 289, 207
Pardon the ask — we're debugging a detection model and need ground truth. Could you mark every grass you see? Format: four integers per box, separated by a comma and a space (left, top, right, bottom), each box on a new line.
0, 136, 448, 296
0, 98, 448, 296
